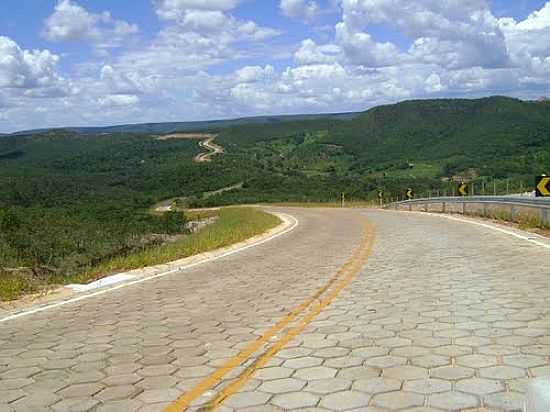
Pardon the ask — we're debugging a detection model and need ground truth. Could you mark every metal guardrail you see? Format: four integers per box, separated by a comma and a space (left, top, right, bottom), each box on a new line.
384, 196, 550, 226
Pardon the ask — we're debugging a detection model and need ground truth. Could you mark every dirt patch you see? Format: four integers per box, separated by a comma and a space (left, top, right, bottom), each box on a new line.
156, 133, 217, 141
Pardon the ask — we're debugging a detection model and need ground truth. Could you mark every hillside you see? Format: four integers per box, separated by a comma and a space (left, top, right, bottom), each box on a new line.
8, 112, 357, 136
1, 96, 549, 289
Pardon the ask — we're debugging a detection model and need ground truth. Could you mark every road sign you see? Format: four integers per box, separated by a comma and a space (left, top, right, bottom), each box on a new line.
536, 176, 550, 197
378, 190, 383, 200
406, 188, 414, 200
458, 182, 468, 196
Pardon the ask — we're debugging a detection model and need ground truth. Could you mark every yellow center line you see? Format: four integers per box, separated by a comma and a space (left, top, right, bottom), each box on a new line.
165, 220, 375, 412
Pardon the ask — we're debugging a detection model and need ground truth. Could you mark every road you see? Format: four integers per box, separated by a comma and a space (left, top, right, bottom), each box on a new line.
1, 208, 550, 412
194, 138, 224, 163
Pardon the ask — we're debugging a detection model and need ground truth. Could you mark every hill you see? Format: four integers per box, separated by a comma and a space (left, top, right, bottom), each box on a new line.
8, 112, 357, 136
1, 96, 549, 288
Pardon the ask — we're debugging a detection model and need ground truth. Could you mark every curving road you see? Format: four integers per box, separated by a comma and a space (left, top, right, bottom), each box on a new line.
1, 208, 550, 412
194, 138, 224, 163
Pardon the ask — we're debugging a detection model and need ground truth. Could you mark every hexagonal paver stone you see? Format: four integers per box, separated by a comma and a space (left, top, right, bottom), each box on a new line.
0, 389, 25, 403
136, 388, 180, 404
477, 345, 517, 356
10, 390, 60, 409
324, 356, 364, 369
0, 379, 34, 391
314, 347, 350, 358
138, 365, 177, 377
403, 378, 451, 394
455, 377, 504, 396
479, 366, 525, 380
51, 398, 100, 412
94, 385, 142, 402
365, 356, 407, 369
411, 355, 450, 369
484, 391, 525, 411
294, 366, 337, 380
95, 399, 143, 412
305, 378, 351, 394
503, 354, 546, 368
1, 367, 41, 379
254, 367, 294, 380
58, 383, 104, 398
383, 365, 428, 380
430, 366, 474, 380
350, 346, 388, 359
224, 391, 272, 409
283, 357, 323, 369
531, 365, 550, 377
258, 378, 306, 394
277, 348, 313, 359
352, 377, 401, 394
320, 391, 371, 410
102, 373, 143, 386
271, 392, 319, 409
429, 391, 479, 411
372, 391, 425, 410
456, 354, 498, 369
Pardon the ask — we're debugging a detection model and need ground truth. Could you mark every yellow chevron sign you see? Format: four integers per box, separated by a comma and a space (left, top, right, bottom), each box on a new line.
458, 182, 468, 196
406, 188, 414, 200
536, 176, 550, 197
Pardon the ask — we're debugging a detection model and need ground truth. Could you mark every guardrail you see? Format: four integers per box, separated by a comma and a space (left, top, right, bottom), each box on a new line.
384, 196, 550, 227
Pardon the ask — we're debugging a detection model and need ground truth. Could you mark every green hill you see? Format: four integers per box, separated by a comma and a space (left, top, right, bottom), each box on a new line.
1, 96, 549, 285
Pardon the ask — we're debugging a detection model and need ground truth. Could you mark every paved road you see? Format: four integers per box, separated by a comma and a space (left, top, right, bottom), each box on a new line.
1, 208, 550, 412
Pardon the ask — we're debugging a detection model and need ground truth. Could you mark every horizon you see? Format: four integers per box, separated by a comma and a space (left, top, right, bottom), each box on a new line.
1, 0, 550, 133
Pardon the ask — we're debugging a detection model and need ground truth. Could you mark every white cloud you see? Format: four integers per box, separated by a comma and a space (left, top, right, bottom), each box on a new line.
0, 36, 68, 92
280, 0, 320, 20
43, 0, 138, 47
234, 65, 275, 83
294, 39, 341, 65
98, 94, 140, 107
338, 0, 508, 69
154, 0, 240, 19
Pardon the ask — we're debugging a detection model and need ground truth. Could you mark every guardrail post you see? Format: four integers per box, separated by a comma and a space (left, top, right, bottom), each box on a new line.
541, 208, 549, 228
442, 202, 446, 213
462, 202, 466, 215
483, 203, 488, 218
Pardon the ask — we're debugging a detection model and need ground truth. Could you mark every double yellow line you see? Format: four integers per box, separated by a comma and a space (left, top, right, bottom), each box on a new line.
165, 220, 375, 412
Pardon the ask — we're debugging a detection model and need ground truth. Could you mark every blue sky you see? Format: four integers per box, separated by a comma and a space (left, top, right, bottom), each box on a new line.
1, 0, 550, 132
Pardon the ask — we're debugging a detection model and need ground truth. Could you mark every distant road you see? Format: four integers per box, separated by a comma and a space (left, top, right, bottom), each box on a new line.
1, 208, 549, 411
194, 137, 224, 163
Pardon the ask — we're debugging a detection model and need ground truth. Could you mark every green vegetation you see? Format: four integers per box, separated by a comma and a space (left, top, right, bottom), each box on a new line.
69, 207, 280, 284
0, 208, 279, 301
1, 96, 549, 300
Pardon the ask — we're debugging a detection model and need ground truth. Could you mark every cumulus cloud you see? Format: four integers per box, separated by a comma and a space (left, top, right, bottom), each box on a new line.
280, 0, 320, 20
43, 0, 138, 47
234, 65, 275, 83
0, 36, 69, 93
338, 0, 508, 69
294, 39, 341, 65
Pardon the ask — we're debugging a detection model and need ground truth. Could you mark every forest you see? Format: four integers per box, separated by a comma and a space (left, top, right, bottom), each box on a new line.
1, 96, 549, 296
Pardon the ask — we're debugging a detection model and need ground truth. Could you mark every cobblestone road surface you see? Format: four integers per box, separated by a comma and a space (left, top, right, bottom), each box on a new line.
1, 208, 549, 412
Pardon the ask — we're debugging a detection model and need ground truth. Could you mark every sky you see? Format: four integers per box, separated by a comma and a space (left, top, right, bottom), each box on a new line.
1, 0, 550, 132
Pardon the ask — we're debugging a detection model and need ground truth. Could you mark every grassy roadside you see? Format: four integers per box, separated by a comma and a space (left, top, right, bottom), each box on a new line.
0, 207, 280, 302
